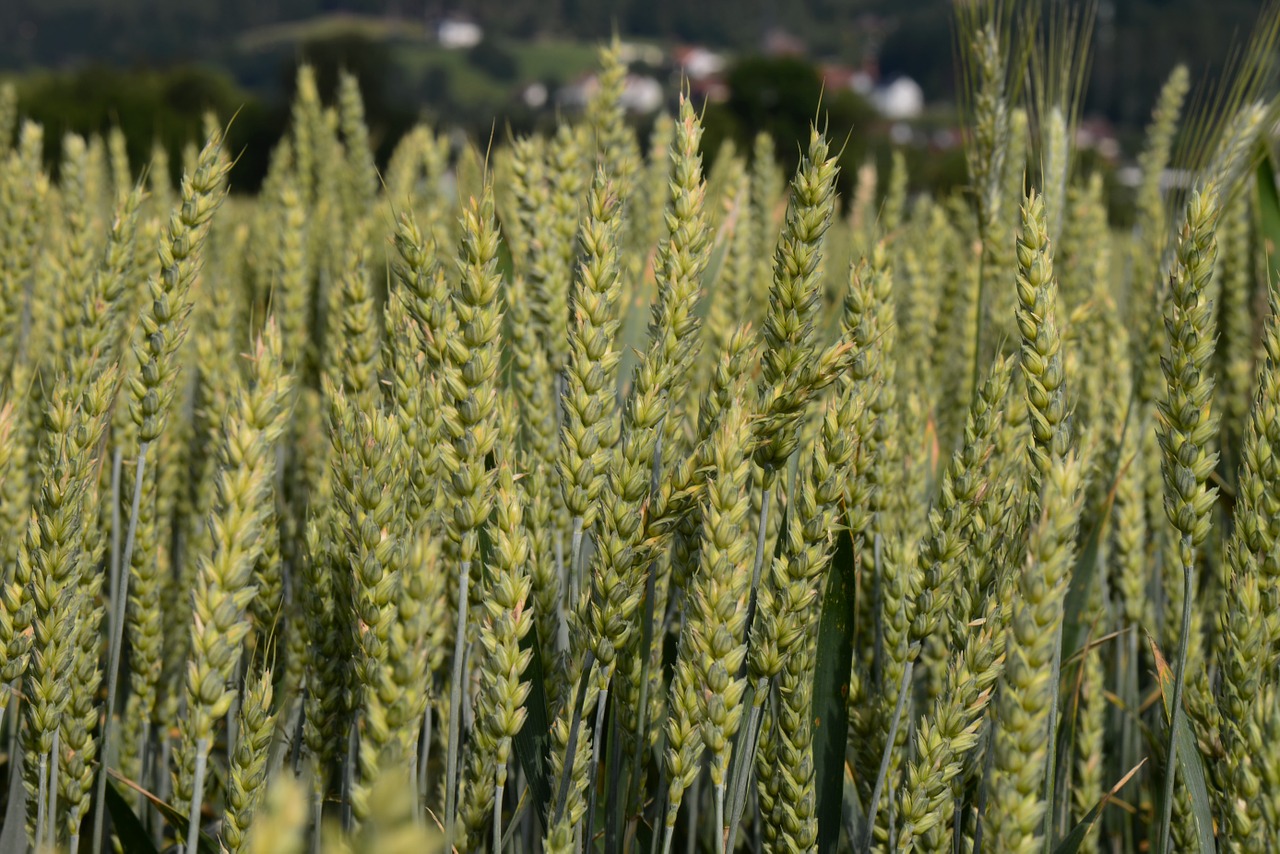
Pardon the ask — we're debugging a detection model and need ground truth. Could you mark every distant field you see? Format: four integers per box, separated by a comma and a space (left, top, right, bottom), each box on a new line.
235, 12, 433, 50
392, 40, 602, 107
236, 14, 612, 110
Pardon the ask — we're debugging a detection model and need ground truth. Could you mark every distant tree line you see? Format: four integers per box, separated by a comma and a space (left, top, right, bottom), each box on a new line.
1, 0, 1267, 132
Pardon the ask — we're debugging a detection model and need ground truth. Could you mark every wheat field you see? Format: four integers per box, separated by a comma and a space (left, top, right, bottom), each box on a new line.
1, 3, 1280, 853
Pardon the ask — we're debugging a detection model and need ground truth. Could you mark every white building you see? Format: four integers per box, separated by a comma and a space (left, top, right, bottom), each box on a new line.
521, 82, 549, 109
872, 77, 924, 120
620, 75, 664, 113
437, 17, 482, 49
559, 74, 664, 114
675, 46, 727, 80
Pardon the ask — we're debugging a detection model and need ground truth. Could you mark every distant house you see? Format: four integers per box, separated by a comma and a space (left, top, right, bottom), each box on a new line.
620, 76, 664, 113
558, 73, 664, 114
436, 17, 482, 49
690, 78, 730, 103
521, 82, 549, 109
1076, 118, 1120, 161
820, 63, 856, 91
557, 74, 594, 109
872, 77, 924, 119
674, 46, 727, 80
762, 27, 806, 58
617, 41, 665, 66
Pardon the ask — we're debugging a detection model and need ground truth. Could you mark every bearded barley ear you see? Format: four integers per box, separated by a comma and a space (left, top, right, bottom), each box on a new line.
854, 241, 907, 598
753, 126, 840, 475
456, 463, 534, 852
584, 91, 711, 670
1129, 64, 1189, 399
706, 170, 754, 361
528, 124, 585, 380
1209, 291, 1280, 846
1245, 687, 1280, 848
745, 132, 782, 319
222, 670, 278, 854
0, 123, 49, 375
332, 238, 379, 410
1015, 189, 1070, 492
1002, 103, 1029, 222
1068, 579, 1108, 852
545, 92, 714, 851
1236, 296, 1280, 632
393, 208, 456, 378
896, 578, 1007, 851
17, 346, 113, 822
336, 71, 378, 221
910, 355, 1011, 651
1153, 187, 1221, 853
1202, 101, 1272, 203
103, 138, 235, 829
128, 129, 230, 445
958, 12, 1014, 371
897, 224, 938, 394
557, 167, 625, 571
330, 386, 419, 821
174, 324, 291, 852
506, 273, 559, 463
755, 370, 870, 848
20, 365, 117, 854
441, 183, 505, 848
1216, 185, 1256, 476
290, 65, 322, 207
632, 111, 676, 260
0, 83, 14, 156
881, 150, 909, 237
586, 38, 641, 207
60, 543, 106, 851
986, 452, 1085, 854
502, 134, 546, 270
272, 177, 311, 374
53, 135, 99, 364
933, 198, 979, 451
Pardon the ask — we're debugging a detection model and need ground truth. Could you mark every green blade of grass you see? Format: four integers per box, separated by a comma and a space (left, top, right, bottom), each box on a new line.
107, 770, 220, 854
514, 621, 553, 828
1149, 637, 1216, 853
811, 528, 857, 854
103, 779, 161, 854
1255, 151, 1280, 286
1061, 427, 1123, 663
1052, 759, 1146, 854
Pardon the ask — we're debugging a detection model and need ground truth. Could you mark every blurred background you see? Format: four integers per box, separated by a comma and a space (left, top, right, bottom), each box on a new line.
0, 0, 1264, 222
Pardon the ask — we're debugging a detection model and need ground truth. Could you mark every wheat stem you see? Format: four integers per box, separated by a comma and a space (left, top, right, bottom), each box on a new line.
740, 485, 772, 651
92, 440, 149, 854
1158, 536, 1194, 854
443, 560, 471, 848
185, 737, 210, 854
862, 655, 914, 851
